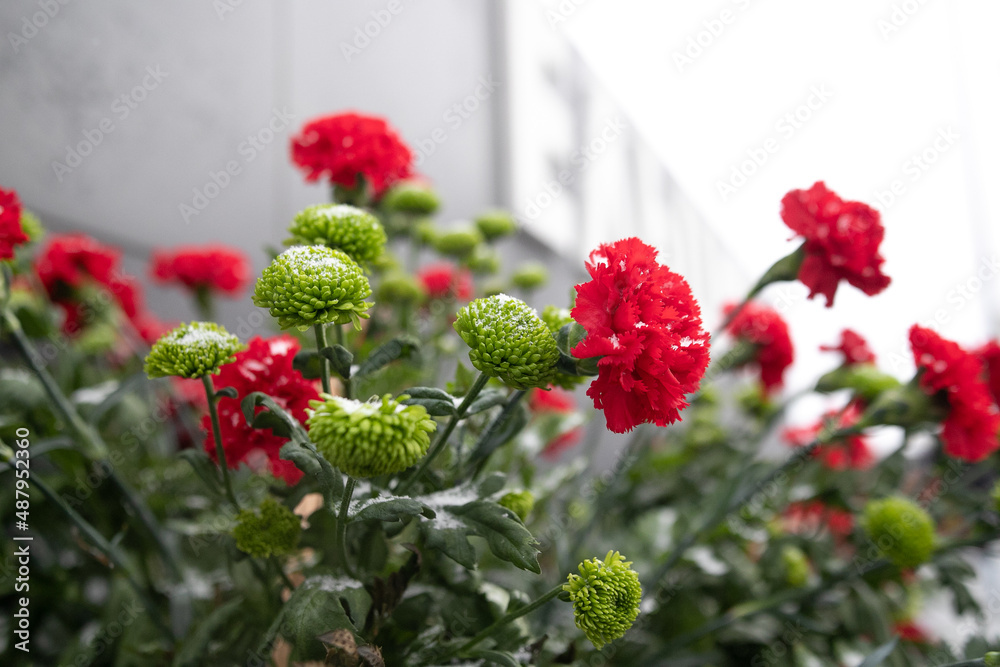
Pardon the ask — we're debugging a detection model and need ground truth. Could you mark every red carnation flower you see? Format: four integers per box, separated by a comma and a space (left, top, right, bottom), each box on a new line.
909, 325, 1000, 462
152, 244, 251, 296
975, 340, 1000, 406
529, 386, 576, 414
203, 335, 321, 485
290, 112, 413, 197
542, 426, 583, 460
416, 262, 472, 300
893, 621, 930, 644
820, 328, 876, 366
783, 403, 874, 470
36, 234, 120, 296
571, 238, 710, 433
0, 186, 29, 260
725, 301, 794, 395
782, 501, 854, 538
780, 182, 890, 307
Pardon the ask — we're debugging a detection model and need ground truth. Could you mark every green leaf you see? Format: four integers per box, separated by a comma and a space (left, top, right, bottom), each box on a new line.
449, 361, 476, 396
466, 401, 529, 467
178, 450, 222, 496
423, 524, 478, 569
214, 386, 238, 400
399, 387, 458, 417
467, 649, 521, 667
355, 336, 419, 379
465, 389, 508, 416
241, 391, 308, 441
477, 472, 506, 497
857, 637, 899, 667
351, 495, 435, 523
281, 576, 369, 654
292, 349, 324, 379
452, 500, 540, 573
321, 345, 354, 380
556, 321, 587, 357
173, 597, 245, 667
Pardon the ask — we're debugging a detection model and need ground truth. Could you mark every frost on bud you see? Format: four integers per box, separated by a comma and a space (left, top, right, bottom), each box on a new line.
474, 209, 518, 241
377, 271, 426, 305
863, 497, 935, 570
499, 490, 534, 522
285, 204, 387, 264
454, 294, 560, 390
232, 497, 301, 558
432, 227, 482, 259
144, 322, 243, 379
511, 262, 548, 291
563, 550, 642, 649
252, 245, 373, 331
306, 393, 437, 478
381, 181, 440, 215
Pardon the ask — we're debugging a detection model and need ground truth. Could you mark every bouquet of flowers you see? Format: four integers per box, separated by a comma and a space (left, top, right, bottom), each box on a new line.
1, 111, 998, 667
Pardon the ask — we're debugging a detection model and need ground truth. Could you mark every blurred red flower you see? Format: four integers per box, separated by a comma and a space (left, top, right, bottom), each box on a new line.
203, 335, 320, 485
529, 386, 576, 414
725, 301, 794, 395
781, 182, 890, 307
783, 501, 854, 538
0, 186, 29, 260
910, 325, 1000, 462
974, 340, 1000, 406
820, 328, 876, 366
290, 112, 413, 196
783, 403, 874, 470
893, 621, 930, 644
152, 244, 251, 295
542, 426, 583, 460
416, 262, 472, 300
572, 238, 710, 433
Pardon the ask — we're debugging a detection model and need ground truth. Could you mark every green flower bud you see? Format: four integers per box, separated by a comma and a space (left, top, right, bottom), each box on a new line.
306, 393, 437, 478
377, 271, 426, 305
563, 550, 642, 649
433, 227, 482, 259
511, 262, 548, 291
371, 249, 400, 273
482, 281, 506, 298
454, 294, 560, 390
253, 245, 373, 331
499, 490, 534, 522
781, 545, 810, 588
984, 652, 1000, 667
541, 305, 586, 390
232, 497, 301, 558
863, 497, 935, 570
144, 322, 243, 379
465, 246, 501, 275
285, 204, 387, 264
474, 209, 518, 241
412, 219, 438, 245
381, 181, 440, 215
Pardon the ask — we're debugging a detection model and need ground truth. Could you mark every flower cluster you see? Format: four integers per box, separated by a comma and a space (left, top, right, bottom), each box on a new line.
232, 497, 301, 558
783, 402, 874, 470
725, 301, 794, 395
416, 262, 472, 300
780, 182, 891, 306
306, 393, 437, 478
144, 322, 243, 379
203, 335, 320, 485
285, 204, 387, 263
820, 328, 876, 366
290, 112, 413, 197
151, 244, 251, 296
909, 325, 1000, 462
0, 185, 29, 260
563, 550, 642, 649
572, 238, 710, 433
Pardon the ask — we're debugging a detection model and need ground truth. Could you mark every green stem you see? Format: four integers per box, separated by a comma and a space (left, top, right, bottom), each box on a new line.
334, 324, 351, 399
335, 476, 357, 577
467, 389, 528, 479
314, 323, 331, 395
446, 584, 563, 658
202, 375, 239, 508
193, 286, 214, 322
397, 371, 491, 494
29, 470, 174, 641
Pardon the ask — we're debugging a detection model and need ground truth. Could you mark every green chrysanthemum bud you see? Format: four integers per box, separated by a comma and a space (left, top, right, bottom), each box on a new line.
781, 545, 810, 588
306, 393, 437, 478
381, 181, 440, 215
253, 245, 373, 331
144, 322, 243, 379
377, 271, 426, 305
863, 497, 935, 570
511, 263, 548, 291
984, 652, 1000, 667
541, 305, 586, 390
482, 281, 506, 298
412, 219, 438, 246
232, 497, 301, 558
433, 227, 482, 258
563, 550, 642, 649
285, 204, 387, 264
454, 294, 560, 390
371, 249, 400, 273
474, 209, 518, 241
499, 490, 534, 522
466, 246, 500, 275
